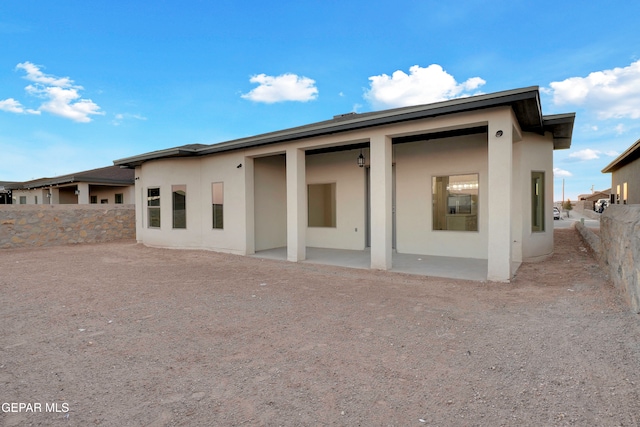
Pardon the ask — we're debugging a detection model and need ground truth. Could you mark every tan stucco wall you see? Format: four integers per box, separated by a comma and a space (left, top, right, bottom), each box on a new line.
394, 134, 488, 259
306, 149, 367, 250
254, 155, 287, 251
516, 133, 554, 261
611, 160, 640, 205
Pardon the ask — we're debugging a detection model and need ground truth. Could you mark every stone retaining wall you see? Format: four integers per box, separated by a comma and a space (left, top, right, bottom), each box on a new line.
575, 221, 601, 259
0, 204, 135, 249
600, 205, 640, 313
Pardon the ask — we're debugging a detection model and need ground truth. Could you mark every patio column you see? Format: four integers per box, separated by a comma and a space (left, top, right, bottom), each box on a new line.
487, 114, 513, 281
243, 156, 255, 255
286, 147, 306, 262
76, 183, 90, 204
370, 134, 393, 270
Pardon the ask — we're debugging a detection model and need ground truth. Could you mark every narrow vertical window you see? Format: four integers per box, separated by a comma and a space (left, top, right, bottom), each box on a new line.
308, 183, 337, 227
623, 182, 628, 204
147, 188, 161, 228
616, 185, 621, 204
172, 185, 187, 229
90, 195, 97, 204
212, 182, 223, 229
531, 171, 545, 232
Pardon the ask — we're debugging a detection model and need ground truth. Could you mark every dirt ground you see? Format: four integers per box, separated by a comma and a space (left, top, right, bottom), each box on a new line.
1, 229, 639, 426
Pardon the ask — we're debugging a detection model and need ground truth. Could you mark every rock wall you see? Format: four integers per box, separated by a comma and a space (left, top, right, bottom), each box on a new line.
0, 204, 135, 249
575, 221, 601, 259
600, 205, 640, 313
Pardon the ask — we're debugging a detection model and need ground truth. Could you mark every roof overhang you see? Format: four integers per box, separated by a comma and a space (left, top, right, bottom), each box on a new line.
602, 137, 640, 173
114, 86, 575, 168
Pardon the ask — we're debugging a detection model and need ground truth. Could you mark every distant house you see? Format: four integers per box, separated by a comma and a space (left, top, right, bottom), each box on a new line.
10, 166, 135, 205
115, 86, 574, 282
0, 182, 18, 204
602, 137, 640, 205
577, 189, 611, 210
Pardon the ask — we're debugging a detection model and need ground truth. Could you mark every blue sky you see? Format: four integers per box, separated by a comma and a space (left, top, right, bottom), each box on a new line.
1, 0, 639, 201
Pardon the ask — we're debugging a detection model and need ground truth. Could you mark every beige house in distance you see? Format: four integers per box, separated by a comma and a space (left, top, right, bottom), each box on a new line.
602, 137, 640, 205
11, 165, 134, 205
115, 87, 574, 282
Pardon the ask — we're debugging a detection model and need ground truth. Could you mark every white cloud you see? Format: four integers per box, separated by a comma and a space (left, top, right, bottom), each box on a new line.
3, 61, 104, 122
16, 62, 74, 88
568, 148, 618, 161
0, 98, 40, 115
112, 112, 147, 126
548, 60, 640, 119
241, 73, 318, 103
553, 167, 573, 177
364, 64, 486, 109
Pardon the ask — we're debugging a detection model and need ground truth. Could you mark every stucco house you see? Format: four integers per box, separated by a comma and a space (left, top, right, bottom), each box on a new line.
602, 137, 640, 205
10, 166, 134, 205
114, 86, 574, 282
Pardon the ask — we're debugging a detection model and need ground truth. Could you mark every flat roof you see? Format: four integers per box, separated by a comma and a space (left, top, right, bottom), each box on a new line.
114, 86, 575, 168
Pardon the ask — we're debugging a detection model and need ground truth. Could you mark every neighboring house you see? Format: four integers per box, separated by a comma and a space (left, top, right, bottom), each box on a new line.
114, 86, 574, 282
0, 182, 18, 204
577, 189, 611, 210
10, 166, 135, 205
602, 137, 640, 205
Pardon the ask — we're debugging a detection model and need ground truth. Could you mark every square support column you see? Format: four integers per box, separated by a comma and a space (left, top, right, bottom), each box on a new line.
243, 156, 255, 255
487, 117, 513, 281
286, 147, 306, 262
369, 134, 393, 270
76, 183, 90, 204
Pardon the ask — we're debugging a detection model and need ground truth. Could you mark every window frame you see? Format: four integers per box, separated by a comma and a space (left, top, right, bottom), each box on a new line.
531, 171, 545, 232
307, 182, 337, 228
211, 182, 224, 230
172, 185, 187, 229
431, 173, 479, 232
147, 187, 161, 229
115, 193, 124, 204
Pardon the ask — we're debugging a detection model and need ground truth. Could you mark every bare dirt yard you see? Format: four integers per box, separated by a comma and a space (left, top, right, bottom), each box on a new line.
1, 229, 639, 426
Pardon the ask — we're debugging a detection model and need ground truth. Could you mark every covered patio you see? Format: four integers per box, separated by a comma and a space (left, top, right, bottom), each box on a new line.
251, 247, 490, 281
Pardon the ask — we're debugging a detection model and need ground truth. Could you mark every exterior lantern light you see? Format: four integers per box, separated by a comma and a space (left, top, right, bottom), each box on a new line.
357, 150, 365, 168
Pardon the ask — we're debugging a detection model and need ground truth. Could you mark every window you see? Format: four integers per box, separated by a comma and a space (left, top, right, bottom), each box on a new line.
147, 188, 161, 228
35, 196, 38, 205
531, 171, 545, 232
432, 174, 478, 231
308, 183, 336, 227
115, 193, 123, 204
100, 199, 108, 204
211, 183, 223, 229
623, 182, 628, 204
616, 185, 621, 204
172, 185, 187, 229
90, 195, 97, 204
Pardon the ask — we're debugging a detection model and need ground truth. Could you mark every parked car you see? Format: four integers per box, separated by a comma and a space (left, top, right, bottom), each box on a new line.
594, 198, 609, 213
553, 207, 561, 220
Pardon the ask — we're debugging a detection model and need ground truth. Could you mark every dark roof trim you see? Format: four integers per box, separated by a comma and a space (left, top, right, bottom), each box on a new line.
115, 86, 574, 168
602, 137, 640, 173
542, 113, 575, 150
